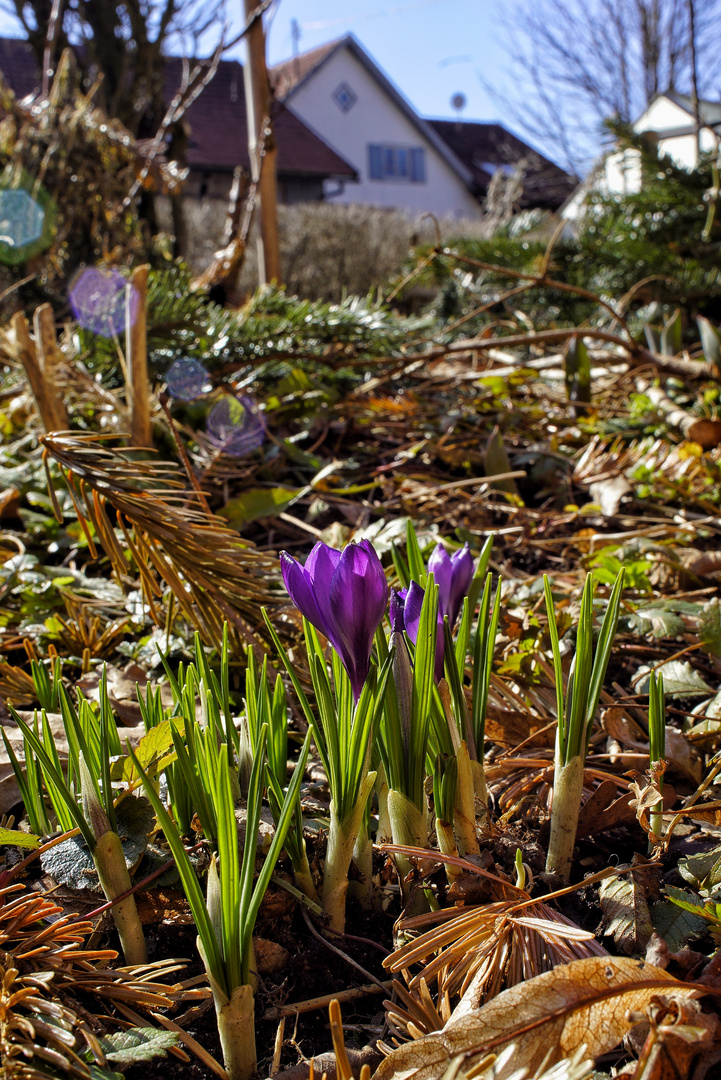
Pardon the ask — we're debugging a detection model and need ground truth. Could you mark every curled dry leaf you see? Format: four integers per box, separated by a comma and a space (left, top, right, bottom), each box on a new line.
599, 862, 655, 955
628, 772, 666, 840
622, 995, 719, 1080
373, 957, 699, 1080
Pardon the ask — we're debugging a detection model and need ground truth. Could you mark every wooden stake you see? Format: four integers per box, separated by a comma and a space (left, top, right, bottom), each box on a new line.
12, 311, 65, 432
243, 0, 281, 285
33, 303, 68, 429
126, 264, 151, 447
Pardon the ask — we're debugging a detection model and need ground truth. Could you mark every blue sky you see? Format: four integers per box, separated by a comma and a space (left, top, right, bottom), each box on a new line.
0, 0, 508, 125
0, 2, 548, 155
260, 0, 505, 124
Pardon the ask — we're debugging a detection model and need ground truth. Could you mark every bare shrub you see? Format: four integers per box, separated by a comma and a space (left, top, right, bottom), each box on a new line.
158, 197, 490, 302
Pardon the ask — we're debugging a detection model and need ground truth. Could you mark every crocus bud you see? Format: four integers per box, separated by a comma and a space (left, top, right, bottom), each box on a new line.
79, 755, 110, 845
395, 580, 444, 681
428, 542, 475, 627
390, 630, 413, 756
390, 587, 407, 633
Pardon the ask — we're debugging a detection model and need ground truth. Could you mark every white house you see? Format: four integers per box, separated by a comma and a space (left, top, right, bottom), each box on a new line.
563, 91, 721, 222
271, 35, 482, 218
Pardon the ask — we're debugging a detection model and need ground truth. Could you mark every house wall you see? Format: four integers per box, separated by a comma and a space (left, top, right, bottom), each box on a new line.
635, 97, 718, 171
286, 48, 480, 218
183, 170, 324, 205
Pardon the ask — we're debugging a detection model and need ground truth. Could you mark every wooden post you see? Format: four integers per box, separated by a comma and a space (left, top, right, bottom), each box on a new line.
126, 265, 151, 447
12, 310, 65, 432
243, 0, 281, 285
33, 303, 68, 429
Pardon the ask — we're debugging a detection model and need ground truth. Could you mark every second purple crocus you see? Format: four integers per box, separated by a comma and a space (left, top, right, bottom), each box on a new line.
391, 583, 445, 681
280, 540, 388, 702
427, 542, 475, 627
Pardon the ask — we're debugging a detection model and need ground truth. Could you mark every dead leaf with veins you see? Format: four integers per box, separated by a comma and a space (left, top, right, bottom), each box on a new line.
599, 863, 655, 955
374, 957, 700, 1080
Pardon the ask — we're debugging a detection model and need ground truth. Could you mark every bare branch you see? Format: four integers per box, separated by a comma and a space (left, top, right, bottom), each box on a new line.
491, 0, 721, 173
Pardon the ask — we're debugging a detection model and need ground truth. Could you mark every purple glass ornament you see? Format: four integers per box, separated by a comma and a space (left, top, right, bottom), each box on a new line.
206, 396, 265, 457
166, 358, 210, 401
69, 267, 137, 338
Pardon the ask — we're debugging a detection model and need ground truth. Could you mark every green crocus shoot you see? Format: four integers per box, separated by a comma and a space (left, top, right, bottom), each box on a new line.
263, 609, 391, 933
9, 698, 147, 965
648, 670, 666, 845
380, 578, 440, 904
433, 754, 461, 884
132, 726, 310, 1080
438, 572, 501, 833
544, 569, 624, 882
244, 650, 318, 903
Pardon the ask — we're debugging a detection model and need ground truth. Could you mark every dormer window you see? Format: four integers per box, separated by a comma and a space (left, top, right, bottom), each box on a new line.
333, 82, 357, 113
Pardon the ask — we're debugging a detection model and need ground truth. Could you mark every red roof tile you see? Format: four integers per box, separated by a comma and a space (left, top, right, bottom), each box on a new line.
429, 119, 575, 210
164, 56, 355, 178
270, 38, 344, 101
0, 38, 355, 180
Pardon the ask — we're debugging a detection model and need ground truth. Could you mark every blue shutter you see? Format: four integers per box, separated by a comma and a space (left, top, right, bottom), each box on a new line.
411, 148, 426, 183
368, 144, 383, 180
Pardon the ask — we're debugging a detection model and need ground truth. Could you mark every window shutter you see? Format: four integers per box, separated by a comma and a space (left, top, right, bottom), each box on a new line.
411, 148, 426, 182
368, 144, 383, 180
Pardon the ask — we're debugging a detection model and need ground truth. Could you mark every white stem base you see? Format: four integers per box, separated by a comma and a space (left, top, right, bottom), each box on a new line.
216, 983, 257, 1080
545, 756, 585, 882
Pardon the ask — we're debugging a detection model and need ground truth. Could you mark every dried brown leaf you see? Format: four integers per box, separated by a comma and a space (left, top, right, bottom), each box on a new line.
373, 957, 698, 1080
599, 866, 654, 955
623, 995, 719, 1080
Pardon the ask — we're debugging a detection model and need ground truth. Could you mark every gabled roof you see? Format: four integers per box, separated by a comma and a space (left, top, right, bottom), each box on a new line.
0, 37, 356, 180
271, 34, 474, 188
163, 57, 355, 178
428, 119, 576, 210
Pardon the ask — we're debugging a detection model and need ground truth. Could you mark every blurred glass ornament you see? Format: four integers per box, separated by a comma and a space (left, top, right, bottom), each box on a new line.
69, 266, 138, 337
206, 396, 265, 457
0, 184, 54, 265
165, 357, 210, 401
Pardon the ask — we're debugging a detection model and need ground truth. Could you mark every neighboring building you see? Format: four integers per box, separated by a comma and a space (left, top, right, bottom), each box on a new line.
271, 35, 481, 218
428, 119, 576, 210
0, 37, 357, 205
563, 91, 721, 222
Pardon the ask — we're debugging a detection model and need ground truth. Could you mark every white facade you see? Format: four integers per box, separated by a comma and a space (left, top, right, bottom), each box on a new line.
637, 95, 720, 167
563, 92, 721, 221
281, 45, 480, 218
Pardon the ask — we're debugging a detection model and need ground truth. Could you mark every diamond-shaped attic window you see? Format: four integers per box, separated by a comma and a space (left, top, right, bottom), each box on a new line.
333, 82, 357, 113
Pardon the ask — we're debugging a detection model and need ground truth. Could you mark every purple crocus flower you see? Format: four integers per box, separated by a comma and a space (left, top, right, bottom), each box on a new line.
280, 540, 388, 702
391, 583, 445, 681
427, 542, 475, 627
